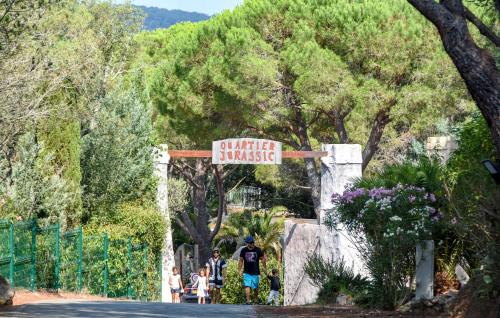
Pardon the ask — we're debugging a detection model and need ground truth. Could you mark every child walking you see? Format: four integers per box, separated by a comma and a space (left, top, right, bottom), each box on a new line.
169, 266, 183, 303
266, 268, 280, 306
194, 268, 208, 304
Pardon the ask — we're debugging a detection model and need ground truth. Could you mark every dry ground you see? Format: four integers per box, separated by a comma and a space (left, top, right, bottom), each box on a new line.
11, 290, 118, 306
256, 305, 449, 318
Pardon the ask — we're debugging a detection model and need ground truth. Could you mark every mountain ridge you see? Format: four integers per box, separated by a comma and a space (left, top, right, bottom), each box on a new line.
136, 5, 210, 30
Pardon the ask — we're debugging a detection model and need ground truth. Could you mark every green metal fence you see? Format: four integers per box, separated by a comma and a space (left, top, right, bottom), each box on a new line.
0, 220, 160, 301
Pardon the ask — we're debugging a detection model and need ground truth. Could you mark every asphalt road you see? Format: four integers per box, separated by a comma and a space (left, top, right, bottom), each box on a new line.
0, 301, 257, 318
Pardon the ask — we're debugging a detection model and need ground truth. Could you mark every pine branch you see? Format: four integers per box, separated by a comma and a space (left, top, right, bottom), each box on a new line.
172, 161, 199, 188
176, 211, 203, 243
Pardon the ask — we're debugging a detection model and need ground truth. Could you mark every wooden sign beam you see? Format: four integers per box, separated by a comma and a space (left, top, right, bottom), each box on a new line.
168, 150, 212, 158
168, 150, 327, 159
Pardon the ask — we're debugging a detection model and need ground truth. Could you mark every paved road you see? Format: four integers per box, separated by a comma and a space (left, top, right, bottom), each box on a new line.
0, 301, 257, 318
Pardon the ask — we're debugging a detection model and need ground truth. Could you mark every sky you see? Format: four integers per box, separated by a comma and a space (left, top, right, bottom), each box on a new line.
122, 0, 244, 15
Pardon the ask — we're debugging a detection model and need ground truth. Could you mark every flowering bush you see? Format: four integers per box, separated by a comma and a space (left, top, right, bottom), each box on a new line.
326, 184, 442, 309
329, 184, 440, 244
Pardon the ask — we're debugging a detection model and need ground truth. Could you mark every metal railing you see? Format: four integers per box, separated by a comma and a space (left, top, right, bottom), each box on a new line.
227, 186, 262, 209
0, 220, 160, 301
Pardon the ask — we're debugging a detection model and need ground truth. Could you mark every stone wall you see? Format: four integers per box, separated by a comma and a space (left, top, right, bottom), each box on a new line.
283, 144, 365, 306
283, 219, 320, 306
426, 136, 458, 163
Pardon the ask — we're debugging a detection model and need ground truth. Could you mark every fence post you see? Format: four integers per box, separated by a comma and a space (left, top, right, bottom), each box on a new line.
143, 243, 148, 301
8, 222, 14, 288
30, 220, 36, 291
54, 223, 60, 290
103, 233, 109, 297
127, 239, 132, 299
77, 226, 83, 292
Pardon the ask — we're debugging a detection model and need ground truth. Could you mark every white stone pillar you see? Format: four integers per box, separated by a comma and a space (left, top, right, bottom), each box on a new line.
415, 240, 434, 300
320, 144, 364, 273
153, 144, 175, 303
283, 144, 365, 306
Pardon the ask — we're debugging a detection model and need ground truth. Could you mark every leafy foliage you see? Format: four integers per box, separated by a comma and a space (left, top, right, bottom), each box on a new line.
84, 201, 166, 299
38, 119, 83, 227
0, 0, 59, 53
0, 132, 74, 227
1, 0, 143, 148
137, 0, 473, 219
167, 178, 190, 215
220, 258, 283, 305
81, 89, 155, 222
444, 114, 500, 296
356, 157, 444, 195
86, 201, 166, 256
304, 254, 370, 304
216, 210, 284, 260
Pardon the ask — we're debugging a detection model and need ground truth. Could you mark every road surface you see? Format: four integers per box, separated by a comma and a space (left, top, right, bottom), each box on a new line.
0, 301, 257, 318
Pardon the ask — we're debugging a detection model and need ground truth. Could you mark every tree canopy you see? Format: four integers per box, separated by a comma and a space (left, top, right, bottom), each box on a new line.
137, 0, 473, 217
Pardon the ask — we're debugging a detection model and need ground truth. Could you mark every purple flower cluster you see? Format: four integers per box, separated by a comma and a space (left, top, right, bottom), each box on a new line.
333, 185, 441, 223
333, 188, 367, 204
406, 185, 425, 192
428, 207, 443, 222
368, 188, 394, 199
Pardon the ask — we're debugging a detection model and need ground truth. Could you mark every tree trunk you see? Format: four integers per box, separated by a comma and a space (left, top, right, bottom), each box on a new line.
293, 108, 322, 218
362, 108, 391, 171
173, 159, 227, 268
192, 159, 210, 267
407, 0, 500, 159
303, 157, 321, 219
196, 239, 210, 270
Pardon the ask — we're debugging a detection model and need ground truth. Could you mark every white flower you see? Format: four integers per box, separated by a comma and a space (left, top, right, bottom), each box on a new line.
389, 216, 402, 222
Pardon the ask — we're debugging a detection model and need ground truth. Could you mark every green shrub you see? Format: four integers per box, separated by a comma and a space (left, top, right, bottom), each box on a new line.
221, 258, 283, 304
1, 132, 75, 228
84, 201, 166, 300
304, 254, 369, 304
38, 118, 83, 227
445, 114, 500, 298
80, 89, 155, 223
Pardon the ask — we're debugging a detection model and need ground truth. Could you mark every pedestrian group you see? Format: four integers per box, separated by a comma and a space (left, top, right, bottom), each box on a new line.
170, 235, 280, 305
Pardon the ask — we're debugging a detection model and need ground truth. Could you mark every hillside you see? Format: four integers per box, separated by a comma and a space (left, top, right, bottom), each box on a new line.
136, 6, 210, 30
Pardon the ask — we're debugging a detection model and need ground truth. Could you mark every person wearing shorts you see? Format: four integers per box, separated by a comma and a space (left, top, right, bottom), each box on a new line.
239, 235, 267, 305
205, 248, 227, 304
169, 266, 183, 303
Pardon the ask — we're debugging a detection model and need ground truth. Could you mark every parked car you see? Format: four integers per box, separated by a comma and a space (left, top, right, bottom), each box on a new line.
181, 283, 211, 303
181, 273, 211, 304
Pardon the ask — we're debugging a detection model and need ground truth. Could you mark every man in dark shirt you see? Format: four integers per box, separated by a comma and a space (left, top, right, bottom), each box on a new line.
239, 235, 267, 305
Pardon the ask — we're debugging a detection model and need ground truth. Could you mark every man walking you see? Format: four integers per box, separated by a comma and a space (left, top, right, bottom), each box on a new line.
205, 248, 227, 304
239, 235, 267, 305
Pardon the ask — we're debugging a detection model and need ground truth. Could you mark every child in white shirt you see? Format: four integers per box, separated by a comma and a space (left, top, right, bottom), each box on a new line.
169, 266, 183, 303
194, 268, 208, 304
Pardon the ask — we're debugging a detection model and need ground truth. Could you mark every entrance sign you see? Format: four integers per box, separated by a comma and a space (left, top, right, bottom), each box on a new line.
212, 138, 282, 164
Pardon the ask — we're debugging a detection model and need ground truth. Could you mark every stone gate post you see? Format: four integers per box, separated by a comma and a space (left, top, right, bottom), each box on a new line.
153, 144, 175, 303
282, 144, 367, 306
320, 144, 364, 273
